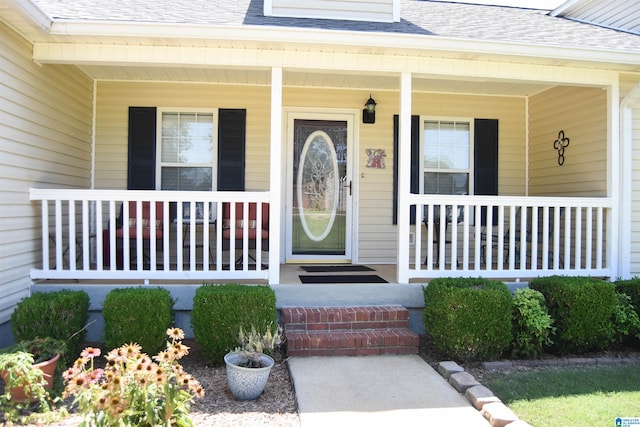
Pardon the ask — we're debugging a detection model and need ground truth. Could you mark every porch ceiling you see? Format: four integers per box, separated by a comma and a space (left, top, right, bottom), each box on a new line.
80, 65, 553, 96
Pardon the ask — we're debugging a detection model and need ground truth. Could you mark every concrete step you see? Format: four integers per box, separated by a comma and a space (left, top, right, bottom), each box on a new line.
282, 305, 419, 357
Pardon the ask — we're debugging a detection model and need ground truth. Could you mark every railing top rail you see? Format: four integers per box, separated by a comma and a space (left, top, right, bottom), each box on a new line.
30, 188, 270, 203
409, 194, 612, 208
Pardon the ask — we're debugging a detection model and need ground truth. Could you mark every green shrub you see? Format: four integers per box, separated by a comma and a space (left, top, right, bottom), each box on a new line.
530, 276, 617, 353
103, 287, 174, 354
423, 278, 512, 362
511, 288, 555, 359
191, 284, 277, 365
615, 278, 640, 319
11, 290, 90, 353
612, 292, 640, 345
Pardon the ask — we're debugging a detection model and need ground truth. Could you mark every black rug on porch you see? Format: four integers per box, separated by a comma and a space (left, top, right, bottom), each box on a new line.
300, 265, 374, 273
299, 274, 388, 284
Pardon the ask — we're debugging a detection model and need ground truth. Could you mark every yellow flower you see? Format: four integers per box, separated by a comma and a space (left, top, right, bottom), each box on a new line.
81, 347, 101, 359
154, 350, 172, 363
167, 327, 185, 340
123, 343, 142, 358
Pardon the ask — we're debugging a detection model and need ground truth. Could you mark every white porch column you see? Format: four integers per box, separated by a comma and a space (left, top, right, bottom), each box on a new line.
619, 81, 640, 279
396, 72, 412, 284
269, 67, 283, 284
607, 76, 620, 280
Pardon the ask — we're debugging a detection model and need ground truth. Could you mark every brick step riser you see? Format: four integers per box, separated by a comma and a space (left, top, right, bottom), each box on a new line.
286, 330, 419, 357
284, 320, 409, 332
282, 306, 419, 357
282, 306, 410, 332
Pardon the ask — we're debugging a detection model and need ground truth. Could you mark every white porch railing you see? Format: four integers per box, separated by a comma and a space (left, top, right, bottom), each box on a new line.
409, 195, 613, 280
29, 189, 270, 282
30, 190, 614, 283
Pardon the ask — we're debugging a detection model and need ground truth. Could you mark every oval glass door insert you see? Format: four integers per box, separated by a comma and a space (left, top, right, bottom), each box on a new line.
296, 130, 339, 242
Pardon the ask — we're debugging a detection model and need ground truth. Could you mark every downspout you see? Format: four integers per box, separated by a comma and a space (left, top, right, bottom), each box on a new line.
618, 80, 640, 279
525, 97, 530, 196
91, 79, 97, 190
90, 79, 97, 264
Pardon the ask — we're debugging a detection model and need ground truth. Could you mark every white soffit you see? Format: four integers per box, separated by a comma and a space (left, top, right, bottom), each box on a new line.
84, 65, 551, 96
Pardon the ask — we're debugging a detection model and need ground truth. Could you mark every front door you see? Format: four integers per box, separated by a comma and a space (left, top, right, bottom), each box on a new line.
285, 112, 354, 262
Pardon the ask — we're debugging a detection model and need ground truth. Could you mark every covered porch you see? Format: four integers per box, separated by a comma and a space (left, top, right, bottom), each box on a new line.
22, 19, 627, 286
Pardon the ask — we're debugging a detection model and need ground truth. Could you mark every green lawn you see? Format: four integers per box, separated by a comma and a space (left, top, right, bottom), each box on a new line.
481, 365, 640, 427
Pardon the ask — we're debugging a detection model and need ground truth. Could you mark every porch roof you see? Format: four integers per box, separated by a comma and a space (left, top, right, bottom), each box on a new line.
4, 0, 639, 69
20, 0, 639, 52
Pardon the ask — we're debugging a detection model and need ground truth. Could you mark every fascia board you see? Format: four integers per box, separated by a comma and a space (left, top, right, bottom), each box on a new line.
7, 0, 52, 32
549, 0, 582, 17
46, 20, 640, 69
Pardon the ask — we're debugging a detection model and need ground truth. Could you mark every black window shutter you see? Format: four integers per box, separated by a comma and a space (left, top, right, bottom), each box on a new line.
127, 107, 157, 190
474, 119, 499, 225
217, 109, 246, 191
392, 115, 420, 225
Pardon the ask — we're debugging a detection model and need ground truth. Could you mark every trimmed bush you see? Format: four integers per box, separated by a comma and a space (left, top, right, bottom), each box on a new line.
615, 278, 640, 319
423, 278, 512, 362
612, 292, 640, 345
511, 288, 555, 359
191, 284, 277, 365
530, 276, 617, 353
103, 287, 174, 354
11, 290, 90, 353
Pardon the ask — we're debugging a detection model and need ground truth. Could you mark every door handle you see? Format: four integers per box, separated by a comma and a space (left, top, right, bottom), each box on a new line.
345, 180, 352, 196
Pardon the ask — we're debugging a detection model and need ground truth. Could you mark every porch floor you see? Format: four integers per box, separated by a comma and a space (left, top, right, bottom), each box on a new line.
33, 263, 405, 286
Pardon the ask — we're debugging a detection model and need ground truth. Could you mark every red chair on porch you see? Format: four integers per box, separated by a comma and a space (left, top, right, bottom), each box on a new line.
103, 201, 164, 269
221, 202, 269, 266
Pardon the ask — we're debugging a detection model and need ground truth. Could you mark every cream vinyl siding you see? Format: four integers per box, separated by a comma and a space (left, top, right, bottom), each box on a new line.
528, 86, 607, 197
0, 22, 93, 327
95, 82, 271, 191
268, 0, 397, 23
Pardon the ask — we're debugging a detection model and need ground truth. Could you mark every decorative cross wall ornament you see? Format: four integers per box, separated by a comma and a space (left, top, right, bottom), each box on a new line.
553, 130, 570, 166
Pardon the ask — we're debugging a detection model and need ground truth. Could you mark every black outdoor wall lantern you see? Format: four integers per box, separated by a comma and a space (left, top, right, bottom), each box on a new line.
363, 94, 377, 124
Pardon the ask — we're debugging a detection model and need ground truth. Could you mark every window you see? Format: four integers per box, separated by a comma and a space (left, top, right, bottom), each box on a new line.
392, 115, 497, 224
157, 109, 216, 192
422, 119, 472, 195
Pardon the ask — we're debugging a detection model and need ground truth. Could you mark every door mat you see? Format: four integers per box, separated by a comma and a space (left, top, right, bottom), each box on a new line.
300, 265, 374, 273
299, 274, 388, 284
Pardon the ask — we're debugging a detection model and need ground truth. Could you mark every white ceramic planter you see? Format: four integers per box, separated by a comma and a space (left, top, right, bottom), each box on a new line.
224, 351, 274, 400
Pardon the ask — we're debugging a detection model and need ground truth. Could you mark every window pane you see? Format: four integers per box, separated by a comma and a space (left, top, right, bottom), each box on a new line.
424, 119, 470, 172
161, 167, 212, 191
161, 112, 213, 165
453, 145, 469, 169
162, 113, 179, 137
162, 137, 178, 163
424, 172, 468, 195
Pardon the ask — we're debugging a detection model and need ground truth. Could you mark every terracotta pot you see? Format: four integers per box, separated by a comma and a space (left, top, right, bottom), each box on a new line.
1, 353, 60, 403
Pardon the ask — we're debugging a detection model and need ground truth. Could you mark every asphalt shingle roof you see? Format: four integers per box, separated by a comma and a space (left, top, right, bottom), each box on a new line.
31, 0, 640, 52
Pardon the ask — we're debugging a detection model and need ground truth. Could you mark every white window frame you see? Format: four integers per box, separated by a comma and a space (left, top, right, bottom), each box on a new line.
155, 108, 218, 193
419, 116, 474, 195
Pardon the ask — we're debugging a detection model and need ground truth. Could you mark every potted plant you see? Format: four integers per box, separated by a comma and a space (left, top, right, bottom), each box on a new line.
224, 323, 284, 401
0, 336, 65, 404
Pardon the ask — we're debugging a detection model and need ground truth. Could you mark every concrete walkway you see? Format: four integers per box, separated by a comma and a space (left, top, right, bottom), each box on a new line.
288, 355, 491, 426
